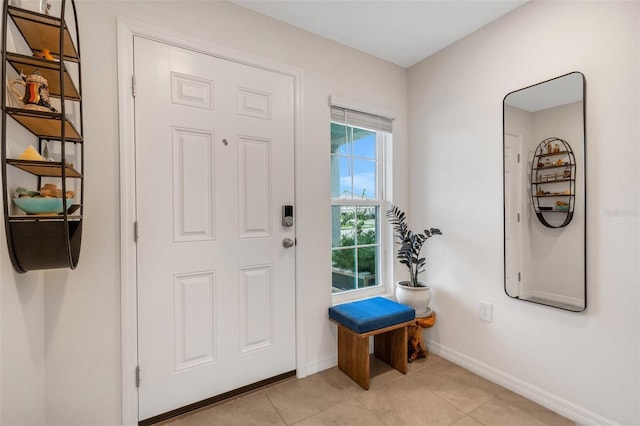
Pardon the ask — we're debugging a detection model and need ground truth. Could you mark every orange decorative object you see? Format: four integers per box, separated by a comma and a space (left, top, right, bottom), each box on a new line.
408, 312, 436, 362
33, 48, 55, 61
42, 48, 55, 60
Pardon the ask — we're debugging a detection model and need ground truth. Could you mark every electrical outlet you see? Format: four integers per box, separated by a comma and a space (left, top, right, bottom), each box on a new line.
479, 301, 493, 322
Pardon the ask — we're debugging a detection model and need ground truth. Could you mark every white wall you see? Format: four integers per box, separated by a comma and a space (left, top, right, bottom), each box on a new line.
1, 4, 48, 424
0, 256, 46, 425
2, 1, 409, 425
408, 1, 639, 425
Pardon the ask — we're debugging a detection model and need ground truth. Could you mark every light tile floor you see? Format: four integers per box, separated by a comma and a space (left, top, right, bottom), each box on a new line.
158, 355, 574, 425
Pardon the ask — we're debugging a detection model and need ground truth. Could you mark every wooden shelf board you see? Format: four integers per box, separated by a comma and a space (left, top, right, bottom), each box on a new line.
533, 164, 573, 171
6, 158, 81, 177
6, 52, 80, 100
535, 151, 570, 158
8, 6, 79, 62
6, 107, 82, 141
532, 178, 574, 184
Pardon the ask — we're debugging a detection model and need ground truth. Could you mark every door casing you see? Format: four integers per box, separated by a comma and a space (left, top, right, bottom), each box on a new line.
116, 18, 306, 425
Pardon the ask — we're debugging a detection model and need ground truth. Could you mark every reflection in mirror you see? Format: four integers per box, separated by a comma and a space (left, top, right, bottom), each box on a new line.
503, 72, 586, 312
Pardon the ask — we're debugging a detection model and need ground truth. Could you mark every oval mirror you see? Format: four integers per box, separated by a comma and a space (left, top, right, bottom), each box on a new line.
503, 72, 586, 312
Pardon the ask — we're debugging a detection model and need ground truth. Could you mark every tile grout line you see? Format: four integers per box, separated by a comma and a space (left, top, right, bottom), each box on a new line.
263, 386, 294, 425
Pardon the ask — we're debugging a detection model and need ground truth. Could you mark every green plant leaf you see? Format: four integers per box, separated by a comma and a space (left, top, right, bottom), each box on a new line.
385, 205, 442, 283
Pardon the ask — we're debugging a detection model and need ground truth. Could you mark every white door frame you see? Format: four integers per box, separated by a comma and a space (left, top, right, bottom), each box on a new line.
116, 18, 306, 425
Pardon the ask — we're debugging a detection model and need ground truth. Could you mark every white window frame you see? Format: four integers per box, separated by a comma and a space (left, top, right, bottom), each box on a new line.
330, 97, 394, 304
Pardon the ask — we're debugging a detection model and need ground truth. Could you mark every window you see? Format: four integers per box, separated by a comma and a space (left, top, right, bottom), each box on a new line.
330, 104, 392, 295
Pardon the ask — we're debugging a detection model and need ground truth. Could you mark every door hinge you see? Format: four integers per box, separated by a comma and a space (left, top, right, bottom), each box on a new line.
517, 213, 520, 222
518, 272, 521, 282
132, 74, 137, 97
134, 221, 139, 243
517, 153, 521, 163
135, 365, 141, 388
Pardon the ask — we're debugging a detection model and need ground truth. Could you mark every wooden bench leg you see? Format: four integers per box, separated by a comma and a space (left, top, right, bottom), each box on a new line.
374, 325, 408, 374
337, 324, 370, 389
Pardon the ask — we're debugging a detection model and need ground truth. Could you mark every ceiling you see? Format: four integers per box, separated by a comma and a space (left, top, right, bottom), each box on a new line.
230, 0, 528, 68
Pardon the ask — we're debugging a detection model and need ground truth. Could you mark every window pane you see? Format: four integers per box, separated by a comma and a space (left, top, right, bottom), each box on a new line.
332, 248, 356, 292
331, 156, 352, 198
356, 206, 378, 245
331, 206, 355, 248
357, 246, 377, 288
352, 159, 376, 199
352, 128, 376, 159
331, 123, 350, 155
330, 118, 387, 296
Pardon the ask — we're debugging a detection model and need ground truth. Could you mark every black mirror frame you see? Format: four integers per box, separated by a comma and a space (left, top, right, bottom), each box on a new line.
502, 71, 587, 312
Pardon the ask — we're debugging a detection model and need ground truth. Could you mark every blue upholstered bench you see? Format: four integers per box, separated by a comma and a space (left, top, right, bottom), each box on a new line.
328, 297, 415, 389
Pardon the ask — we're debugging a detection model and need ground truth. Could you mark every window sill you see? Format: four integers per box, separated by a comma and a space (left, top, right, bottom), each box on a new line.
331, 287, 395, 306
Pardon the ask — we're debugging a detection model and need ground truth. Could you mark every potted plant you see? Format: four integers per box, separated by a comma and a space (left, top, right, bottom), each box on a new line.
385, 205, 442, 317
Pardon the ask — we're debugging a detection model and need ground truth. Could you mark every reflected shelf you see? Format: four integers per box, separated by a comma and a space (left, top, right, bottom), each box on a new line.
535, 150, 570, 158
532, 164, 573, 171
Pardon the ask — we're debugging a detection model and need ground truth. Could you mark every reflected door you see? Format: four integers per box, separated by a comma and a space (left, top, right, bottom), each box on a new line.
504, 133, 523, 297
134, 37, 296, 420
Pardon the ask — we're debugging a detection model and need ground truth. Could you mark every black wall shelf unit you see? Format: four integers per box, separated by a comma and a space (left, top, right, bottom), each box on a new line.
530, 137, 575, 229
1, 0, 83, 272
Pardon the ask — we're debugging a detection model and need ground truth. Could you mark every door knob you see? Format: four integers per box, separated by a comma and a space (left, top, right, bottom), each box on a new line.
282, 238, 295, 248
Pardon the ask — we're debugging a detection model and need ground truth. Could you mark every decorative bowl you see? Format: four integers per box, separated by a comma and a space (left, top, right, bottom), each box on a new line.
555, 205, 569, 212
13, 197, 74, 214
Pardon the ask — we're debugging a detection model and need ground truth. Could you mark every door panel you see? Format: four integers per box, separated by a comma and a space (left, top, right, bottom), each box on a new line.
174, 272, 216, 371
134, 36, 296, 421
239, 265, 273, 352
238, 136, 272, 237
172, 127, 215, 241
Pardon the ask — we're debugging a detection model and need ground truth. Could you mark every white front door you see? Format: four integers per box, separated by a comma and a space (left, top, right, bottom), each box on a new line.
134, 36, 296, 421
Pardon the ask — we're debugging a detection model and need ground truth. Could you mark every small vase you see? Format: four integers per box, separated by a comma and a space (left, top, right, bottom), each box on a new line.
395, 281, 432, 317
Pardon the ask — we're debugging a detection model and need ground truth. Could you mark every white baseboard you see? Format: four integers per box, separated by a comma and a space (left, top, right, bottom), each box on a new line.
428, 341, 619, 426
303, 355, 337, 377
520, 290, 584, 308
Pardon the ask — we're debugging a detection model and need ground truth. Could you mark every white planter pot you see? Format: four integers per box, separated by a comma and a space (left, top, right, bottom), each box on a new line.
395, 281, 432, 317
